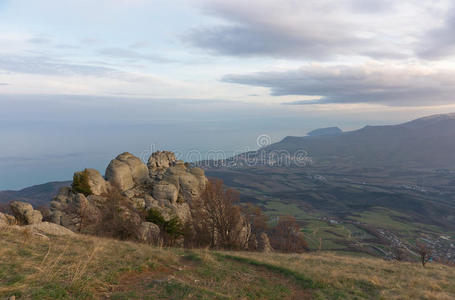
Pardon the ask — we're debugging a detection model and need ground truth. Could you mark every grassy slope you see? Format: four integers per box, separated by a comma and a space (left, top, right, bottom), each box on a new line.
1, 227, 454, 300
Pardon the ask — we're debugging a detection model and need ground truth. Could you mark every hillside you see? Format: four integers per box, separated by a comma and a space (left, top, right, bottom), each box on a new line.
204, 113, 455, 260
265, 113, 455, 169
0, 181, 71, 206
1, 226, 454, 300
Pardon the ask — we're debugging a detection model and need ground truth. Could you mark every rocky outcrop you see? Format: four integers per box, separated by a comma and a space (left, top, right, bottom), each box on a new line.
80, 168, 110, 195
106, 152, 149, 191
0, 212, 16, 226
26, 222, 75, 237
10, 201, 43, 225
138, 222, 160, 243
49, 151, 208, 245
148, 151, 177, 179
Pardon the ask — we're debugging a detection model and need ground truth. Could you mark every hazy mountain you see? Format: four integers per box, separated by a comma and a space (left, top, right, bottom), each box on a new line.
307, 127, 343, 137
0, 181, 71, 206
266, 113, 455, 169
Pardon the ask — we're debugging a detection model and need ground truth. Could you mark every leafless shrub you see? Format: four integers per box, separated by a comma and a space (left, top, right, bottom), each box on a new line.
269, 215, 308, 253
417, 242, 433, 267
94, 188, 141, 241
188, 178, 244, 250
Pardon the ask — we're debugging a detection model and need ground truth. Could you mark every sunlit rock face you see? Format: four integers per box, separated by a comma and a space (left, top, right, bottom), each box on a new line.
50, 151, 208, 240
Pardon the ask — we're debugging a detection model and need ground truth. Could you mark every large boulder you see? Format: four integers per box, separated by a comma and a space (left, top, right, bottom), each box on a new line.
152, 181, 179, 203
79, 168, 110, 195
148, 151, 177, 178
0, 212, 16, 226
138, 222, 160, 243
106, 152, 149, 191
26, 222, 75, 237
160, 162, 207, 203
50, 189, 101, 231
10, 201, 42, 225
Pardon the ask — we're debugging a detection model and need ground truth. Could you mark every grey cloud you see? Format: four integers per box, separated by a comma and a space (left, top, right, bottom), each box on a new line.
187, 25, 364, 59
54, 44, 80, 49
187, 0, 408, 59
81, 37, 103, 45
0, 83, 9, 86
418, 9, 455, 59
223, 65, 455, 106
27, 37, 52, 44
129, 41, 150, 49
99, 48, 172, 63
0, 54, 123, 77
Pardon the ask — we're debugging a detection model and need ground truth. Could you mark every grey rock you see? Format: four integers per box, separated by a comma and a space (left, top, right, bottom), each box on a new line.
26, 222, 75, 236
147, 151, 177, 178
81, 168, 110, 195
106, 152, 149, 191
10, 201, 43, 225
152, 181, 179, 203
0, 212, 16, 226
138, 221, 161, 243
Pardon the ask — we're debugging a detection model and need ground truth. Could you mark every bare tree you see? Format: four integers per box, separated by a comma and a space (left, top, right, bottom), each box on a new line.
270, 215, 308, 253
242, 204, 269, 250
417, 242, 432, 267
64, 195, 98, 233
190, 179, 244, 249
95, 188, 141, 240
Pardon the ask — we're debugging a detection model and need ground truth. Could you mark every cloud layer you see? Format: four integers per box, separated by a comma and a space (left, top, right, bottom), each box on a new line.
223, 64, 455, 106
188, 0, 452, 60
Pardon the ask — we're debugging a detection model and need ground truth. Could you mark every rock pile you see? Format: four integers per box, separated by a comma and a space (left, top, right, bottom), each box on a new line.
49, 151, 208, 243
10, 201, 43, 225
0, 201, 74, 237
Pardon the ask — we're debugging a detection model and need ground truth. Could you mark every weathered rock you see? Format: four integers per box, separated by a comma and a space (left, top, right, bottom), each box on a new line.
48, 150, 208, 238
258, 232, 273, 253
0, 212, 16, 226
159, 165, 207, 203
26, 222, 75, 236
106, 152, 149, 191
147, 151, 177, 178
10, 201, 42, 225
81, 168, 110, 195
138, 222, 161, 243
152, 181, 179, 203
50, 189, 101, 232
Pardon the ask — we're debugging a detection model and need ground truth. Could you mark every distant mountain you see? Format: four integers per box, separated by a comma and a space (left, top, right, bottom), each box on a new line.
0, 181, 71, 206
265, 113, 455, 169
307, 127, 342, 137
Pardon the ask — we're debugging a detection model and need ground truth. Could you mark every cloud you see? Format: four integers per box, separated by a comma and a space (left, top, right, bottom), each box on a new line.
98, 48, 172, 63
418, 8, 455, 59
223, 64, 455, 106
186, 0, 432, 60
0, 54, 122, 77
0, 83, 9, 86
80, 37, 103, 46
129, 41, 150, 49
27, 37, 52, 44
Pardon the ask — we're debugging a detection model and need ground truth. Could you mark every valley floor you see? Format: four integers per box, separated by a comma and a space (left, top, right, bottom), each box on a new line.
1, 226, 454, 300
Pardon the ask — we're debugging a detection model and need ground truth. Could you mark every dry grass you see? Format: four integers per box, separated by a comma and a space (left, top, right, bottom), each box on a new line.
230, 251, 455, 300
0, 225, 454, 299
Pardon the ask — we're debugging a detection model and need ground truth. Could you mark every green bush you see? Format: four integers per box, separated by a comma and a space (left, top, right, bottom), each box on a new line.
72, 169, 93, 196
145, 208, 184, 245
146, 208, 166, 226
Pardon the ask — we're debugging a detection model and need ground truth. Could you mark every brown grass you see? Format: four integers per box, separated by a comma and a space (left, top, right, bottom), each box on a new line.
0, 225, 454, 299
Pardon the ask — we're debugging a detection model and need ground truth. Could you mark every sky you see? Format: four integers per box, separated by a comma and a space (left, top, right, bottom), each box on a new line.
1, 0, 455, 189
